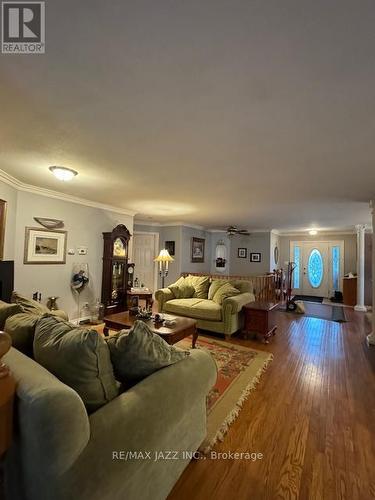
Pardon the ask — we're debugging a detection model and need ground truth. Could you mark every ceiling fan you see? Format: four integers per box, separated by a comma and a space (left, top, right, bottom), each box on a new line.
226, 226, 251, 237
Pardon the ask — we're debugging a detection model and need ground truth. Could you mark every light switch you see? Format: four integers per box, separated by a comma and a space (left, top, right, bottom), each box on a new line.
68, 248, 75, 255
78, 247, 88, 255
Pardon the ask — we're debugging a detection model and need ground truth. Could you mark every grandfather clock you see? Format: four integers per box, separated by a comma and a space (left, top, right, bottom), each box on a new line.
101, 224, 131, 314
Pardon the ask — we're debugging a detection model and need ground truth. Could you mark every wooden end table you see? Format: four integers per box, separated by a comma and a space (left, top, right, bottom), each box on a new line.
103, 312, 198, 348
127, 290, 153, 309
243, 301, 279, 343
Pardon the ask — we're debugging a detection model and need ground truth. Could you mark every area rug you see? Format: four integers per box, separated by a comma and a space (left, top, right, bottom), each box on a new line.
294, 294, 324, 303
283, 301, 347, 322
177, 336, 273, 453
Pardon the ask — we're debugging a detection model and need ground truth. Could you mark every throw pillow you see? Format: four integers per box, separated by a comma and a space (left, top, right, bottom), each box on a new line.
11, 292, 69, 320
213, 283, 241, 305
185, 275, 210, 299
230, 280, 254, 294
0, 300, 22, 330
34, 315, 119, 412
168, 283, 195, 299
4, 312, 40, 356
106, 320, 189, 383
208, 280, 229, 300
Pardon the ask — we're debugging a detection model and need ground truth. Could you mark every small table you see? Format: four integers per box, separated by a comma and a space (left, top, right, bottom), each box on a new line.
103, 312, 198, 348
243, 301, 279, 343
127, 290, 153, 309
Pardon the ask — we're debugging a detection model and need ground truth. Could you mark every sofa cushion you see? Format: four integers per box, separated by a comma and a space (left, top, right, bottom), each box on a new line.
230, 280, 254, 294
213, 283, 240, 305
34, 315, 119, 412
11, 292, 68, 320
106, 320, 189, 382
168, 282, 195, 299
164, 298, 222, 321
185, 275, 210, 299
4, 312, 40, 356
208, 280, 229, 300
0, 300, 22, 330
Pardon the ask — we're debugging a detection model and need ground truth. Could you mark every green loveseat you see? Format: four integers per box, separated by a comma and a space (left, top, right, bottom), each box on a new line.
155, 275, 255, 338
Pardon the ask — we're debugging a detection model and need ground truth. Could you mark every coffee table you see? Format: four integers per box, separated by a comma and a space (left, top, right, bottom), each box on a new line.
103, 312, 198, 348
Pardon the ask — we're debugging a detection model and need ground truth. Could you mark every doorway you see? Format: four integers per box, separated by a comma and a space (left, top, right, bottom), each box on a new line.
132, 232, 159, 293
290, 241, 344, 298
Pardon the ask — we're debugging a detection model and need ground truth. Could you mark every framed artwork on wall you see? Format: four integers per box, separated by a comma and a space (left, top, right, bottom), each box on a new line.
250, 252, 261, 263
0, 200, 6, 260
191, 237, 205, 263
165, 240, 175, 256
24, 227, 67, 264
238, 248, 247, 258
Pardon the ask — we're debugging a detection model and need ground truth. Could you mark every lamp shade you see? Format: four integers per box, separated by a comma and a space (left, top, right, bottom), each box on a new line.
154, 249, 174, 262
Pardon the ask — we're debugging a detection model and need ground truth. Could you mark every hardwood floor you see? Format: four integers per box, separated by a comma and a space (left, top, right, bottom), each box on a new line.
168, 308, 375, 500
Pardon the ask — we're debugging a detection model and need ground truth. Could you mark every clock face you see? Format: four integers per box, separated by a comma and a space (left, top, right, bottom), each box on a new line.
128, 266, 134, 274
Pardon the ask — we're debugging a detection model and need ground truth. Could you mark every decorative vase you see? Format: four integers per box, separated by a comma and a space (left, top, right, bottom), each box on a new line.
47, 296, 59, 311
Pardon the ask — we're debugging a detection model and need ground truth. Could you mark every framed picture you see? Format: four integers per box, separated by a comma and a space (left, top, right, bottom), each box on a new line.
130, 296, 139, 308
165, 240, 175, 256
24, 227, 67, 264
250, 252, 261, 263
0, 200, 6, 260
191, 237, 205, 263
238, 248, 247, 258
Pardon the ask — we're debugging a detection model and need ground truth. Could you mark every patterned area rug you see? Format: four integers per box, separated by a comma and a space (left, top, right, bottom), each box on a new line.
177, 336, 273, 453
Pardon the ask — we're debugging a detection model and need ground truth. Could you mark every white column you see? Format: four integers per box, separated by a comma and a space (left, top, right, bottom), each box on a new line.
354, 224, 367, 312
367, 202, 375, 346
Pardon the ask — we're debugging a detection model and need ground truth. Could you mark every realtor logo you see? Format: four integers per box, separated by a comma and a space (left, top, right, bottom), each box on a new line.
1, 1, 45, 53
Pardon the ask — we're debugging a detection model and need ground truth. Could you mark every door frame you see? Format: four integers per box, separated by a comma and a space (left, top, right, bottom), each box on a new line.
290, 240, 345, 297
132, 231, 160, 293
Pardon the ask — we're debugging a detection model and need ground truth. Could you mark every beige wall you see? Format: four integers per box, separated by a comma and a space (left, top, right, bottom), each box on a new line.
230, 232, 271, 275
1, 181, 133, 319
279, 233, 357, 275
180, 226, 212, 276
0, 181, 17, 260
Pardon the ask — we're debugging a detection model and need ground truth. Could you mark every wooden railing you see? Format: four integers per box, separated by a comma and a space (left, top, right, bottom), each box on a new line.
181, 272, 281, 302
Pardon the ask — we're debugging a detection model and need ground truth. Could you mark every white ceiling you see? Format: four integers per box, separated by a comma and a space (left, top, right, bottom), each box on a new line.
0, 0, 374, 231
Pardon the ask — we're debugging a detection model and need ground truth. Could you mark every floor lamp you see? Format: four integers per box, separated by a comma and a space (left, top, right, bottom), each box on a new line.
154, 249, 174, 288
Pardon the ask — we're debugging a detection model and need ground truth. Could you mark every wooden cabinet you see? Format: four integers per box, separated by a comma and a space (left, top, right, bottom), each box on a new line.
243, 301, 279, 343
343, 277, 357, 306
101, 225, 131, 315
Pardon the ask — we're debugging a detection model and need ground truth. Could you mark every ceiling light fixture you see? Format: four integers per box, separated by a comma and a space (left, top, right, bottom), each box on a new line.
309, 229, 318, 236
49, 166, 78, 181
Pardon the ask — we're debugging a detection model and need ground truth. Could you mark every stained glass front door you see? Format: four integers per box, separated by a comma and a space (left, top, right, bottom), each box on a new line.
301, 242, 329, 297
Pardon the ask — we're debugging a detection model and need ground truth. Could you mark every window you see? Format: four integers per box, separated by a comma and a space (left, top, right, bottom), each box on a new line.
332, 246, 340, 290
293, 246, 300, 289
308, 249, 323, 288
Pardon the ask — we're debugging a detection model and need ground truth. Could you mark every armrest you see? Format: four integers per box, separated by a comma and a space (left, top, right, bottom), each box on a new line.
223, 292, 255, 315
88, 349, 217, 449
154, 288, 174, 311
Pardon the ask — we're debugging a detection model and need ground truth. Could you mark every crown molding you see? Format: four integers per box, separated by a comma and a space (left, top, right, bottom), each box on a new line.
0, 169, 137, 217
278, 229, 357, 237
134, 219, 206, 230
134, 219, 162, 227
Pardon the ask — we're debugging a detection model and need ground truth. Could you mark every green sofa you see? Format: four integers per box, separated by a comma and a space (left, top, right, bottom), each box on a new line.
155, 275, 255, 338
2, 297, 217, 500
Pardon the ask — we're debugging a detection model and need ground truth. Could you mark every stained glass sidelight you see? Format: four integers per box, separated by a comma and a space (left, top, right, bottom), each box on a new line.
308, 249, 323, 288
332, 246, 340, 290
293, 246, 300, 289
